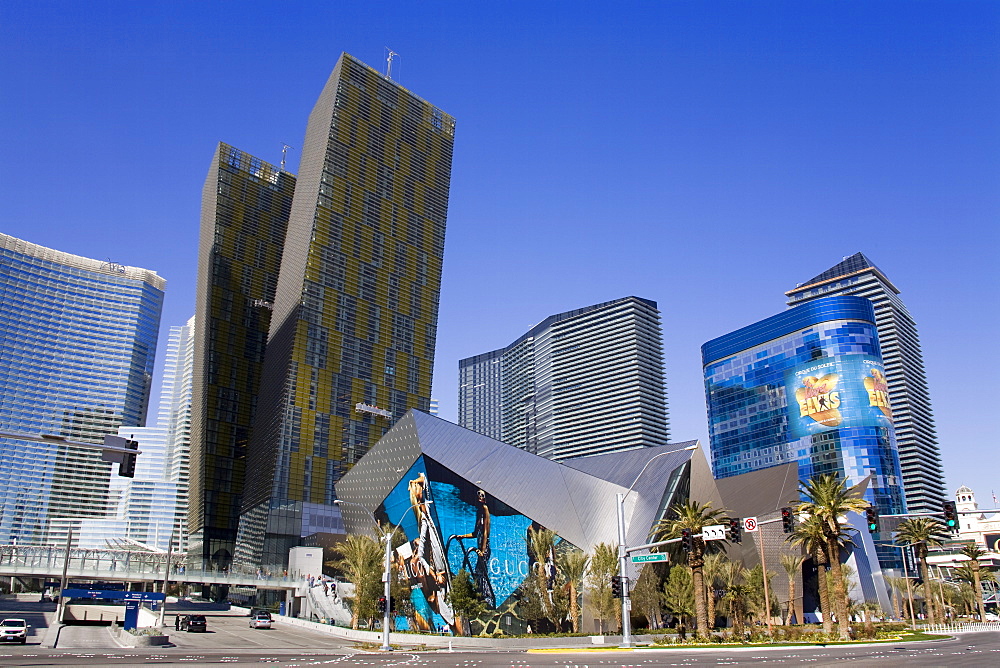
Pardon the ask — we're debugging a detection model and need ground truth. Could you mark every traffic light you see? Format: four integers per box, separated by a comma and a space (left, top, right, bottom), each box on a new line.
729, 518, 742, 543
681, 528, 693, 552
377, 596, 387, 613
781, 507, 794, 533
118, 439, 139, 478
865, 506, 880, 533
610, 575, 623, 598
943, 501, 958, 533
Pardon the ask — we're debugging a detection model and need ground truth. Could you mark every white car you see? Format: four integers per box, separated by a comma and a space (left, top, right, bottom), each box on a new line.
0, 619, 29, 644
984, 612, 1000, 622
249, 613, 272, 629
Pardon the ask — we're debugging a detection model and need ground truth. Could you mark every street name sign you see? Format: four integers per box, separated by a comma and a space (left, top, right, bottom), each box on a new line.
631, 553, 668, 563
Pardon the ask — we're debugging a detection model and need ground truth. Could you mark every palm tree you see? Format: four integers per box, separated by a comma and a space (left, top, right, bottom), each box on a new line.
895, 517, 945, 623
797, 474, 870, 640
780, 553, 805, 625
702, 552, 729, 631
960, 543, 988, 620
558, 548, 589, 632
718, 560, 753, 638
884, 575, 910, 621
528, 526, 557, 625
788, 513, 834, 635
654, 500, 728, 639
332, 533, 383, 629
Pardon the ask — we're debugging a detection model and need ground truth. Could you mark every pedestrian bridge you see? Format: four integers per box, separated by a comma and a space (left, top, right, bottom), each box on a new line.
0, 544, 300, 591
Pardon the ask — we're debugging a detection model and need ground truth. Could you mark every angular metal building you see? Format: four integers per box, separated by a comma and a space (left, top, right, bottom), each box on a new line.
336, 411, 891, 634
237, 53, 455, 570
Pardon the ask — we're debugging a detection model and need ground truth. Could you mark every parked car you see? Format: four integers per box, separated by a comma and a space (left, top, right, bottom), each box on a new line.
984, 612, 1000, 622
249, 613, 272, 629
0, 619, 29, 644
179, 614, 207, 632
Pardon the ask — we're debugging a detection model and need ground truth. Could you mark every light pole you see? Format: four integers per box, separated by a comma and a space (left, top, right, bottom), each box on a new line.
617, 443, 699, 648
335, 498, 428, 651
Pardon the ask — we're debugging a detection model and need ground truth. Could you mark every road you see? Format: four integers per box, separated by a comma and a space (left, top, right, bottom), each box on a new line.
3, 596, 1000, 666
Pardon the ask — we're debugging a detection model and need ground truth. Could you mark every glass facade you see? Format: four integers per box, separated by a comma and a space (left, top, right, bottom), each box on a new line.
188, 144, 295, 570
786, 253, 945, 515
0, 233, 164, 545
703, 295, 905, 564
235, 53, 455, 571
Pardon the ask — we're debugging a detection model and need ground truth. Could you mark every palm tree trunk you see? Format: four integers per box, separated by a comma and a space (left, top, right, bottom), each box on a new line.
786, 578, 796, 626
815, 554, 833, 636
825, 541, 851, 640
569, 582, 579, 632
973, 568, 986, 621
918, 558, 936, 623
707, 580, 716, 632
692, 565, 708, 639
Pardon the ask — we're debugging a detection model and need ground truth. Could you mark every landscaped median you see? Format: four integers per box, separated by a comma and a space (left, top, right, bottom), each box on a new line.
527, 630, 949, 653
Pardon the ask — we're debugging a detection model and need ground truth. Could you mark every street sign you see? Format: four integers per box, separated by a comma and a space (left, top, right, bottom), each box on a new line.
630, 553, 668, 563
702, 524, 727, 541
743, 516, 759, 533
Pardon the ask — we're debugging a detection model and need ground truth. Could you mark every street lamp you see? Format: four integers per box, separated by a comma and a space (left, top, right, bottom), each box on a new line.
334, 498, 428, 651
616, 443, 699, 648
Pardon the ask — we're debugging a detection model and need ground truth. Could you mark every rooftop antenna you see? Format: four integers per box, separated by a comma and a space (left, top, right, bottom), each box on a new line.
386, 48, 398, 80
280, 143, 294, 172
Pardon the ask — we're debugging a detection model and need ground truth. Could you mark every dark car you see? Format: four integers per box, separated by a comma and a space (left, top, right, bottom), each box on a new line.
179, 614, 207, 632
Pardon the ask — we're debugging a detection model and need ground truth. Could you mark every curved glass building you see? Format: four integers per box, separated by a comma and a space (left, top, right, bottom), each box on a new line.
0, 233, 164, 545
702, 295, 906, 549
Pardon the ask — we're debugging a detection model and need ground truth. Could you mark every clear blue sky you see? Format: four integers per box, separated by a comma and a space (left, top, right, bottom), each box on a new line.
2, 2, 997, 502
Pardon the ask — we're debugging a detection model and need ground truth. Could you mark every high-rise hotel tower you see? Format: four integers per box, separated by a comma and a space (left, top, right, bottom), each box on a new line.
189, 145, 295, 570
459, 297, 669, 460
0, 233, 164, 545
235, 53, 455, 569
786, 253, 943, 515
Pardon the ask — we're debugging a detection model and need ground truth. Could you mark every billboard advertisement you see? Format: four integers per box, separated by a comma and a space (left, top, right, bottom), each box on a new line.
786, 354, 893, 439
377, 456, 575, 634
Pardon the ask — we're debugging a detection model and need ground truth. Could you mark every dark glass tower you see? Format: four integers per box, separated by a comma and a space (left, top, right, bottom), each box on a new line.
236, 53, 455, 570
188, 144, 295, 570
786, 253, 943, 515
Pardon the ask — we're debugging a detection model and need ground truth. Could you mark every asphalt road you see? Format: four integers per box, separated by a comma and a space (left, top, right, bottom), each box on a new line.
0, 632, 998, 667
3, 596, 1000, 667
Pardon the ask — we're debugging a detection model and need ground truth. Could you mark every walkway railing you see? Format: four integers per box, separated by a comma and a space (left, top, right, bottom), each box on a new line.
919, 620, 1000, 633
0, 544, 297, 589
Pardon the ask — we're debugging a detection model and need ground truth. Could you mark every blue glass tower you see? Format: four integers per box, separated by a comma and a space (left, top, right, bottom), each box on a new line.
0, 233, 164, 546
702, 295, 905, 559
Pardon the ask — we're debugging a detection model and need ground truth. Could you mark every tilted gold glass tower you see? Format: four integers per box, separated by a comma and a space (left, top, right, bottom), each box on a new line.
236, 53, 455, 569
189, 144, 295, 571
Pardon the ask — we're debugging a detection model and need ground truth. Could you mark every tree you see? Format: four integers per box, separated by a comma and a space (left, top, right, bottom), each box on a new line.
960, 542, 988, 621
780, 553, 805, 625
661, 565, 694, 638
702, 552, 729, 631
718, 561, 753, 637
895, 517, 946, 624
884, 575, 910, 621
585, 542, 619, 633
448, 569, 485, 635
654, 500, 728, 639
332, 534, 383, 629
746, 564, 780, 626
788, 513, 834, 635
527, 526, 557, 628
797, 474, 870, 640
558, 548, 589, 633
630, 563, 664, 630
